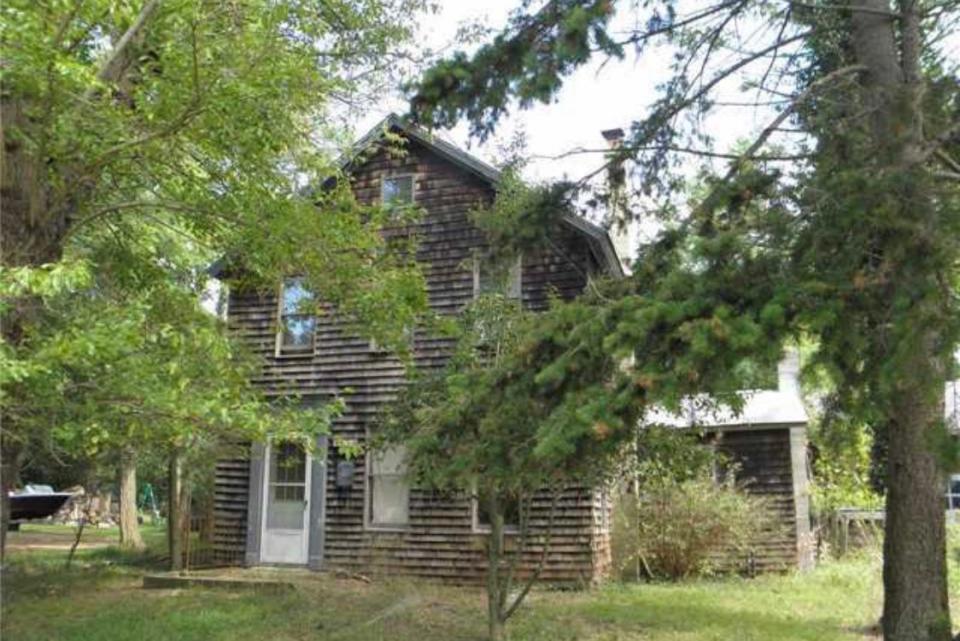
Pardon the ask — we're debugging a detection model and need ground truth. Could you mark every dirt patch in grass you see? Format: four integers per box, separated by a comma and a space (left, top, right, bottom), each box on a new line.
7, 529, 111, 551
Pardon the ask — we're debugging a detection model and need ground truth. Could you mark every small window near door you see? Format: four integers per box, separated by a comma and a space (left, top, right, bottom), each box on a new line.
381, 175, 414, 209
367, 445, 410, 528
277, 277, 316, 354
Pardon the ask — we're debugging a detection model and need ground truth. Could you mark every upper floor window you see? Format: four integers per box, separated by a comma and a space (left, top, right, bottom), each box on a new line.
277, 277, 316, 354
474, 254, 522, 300
381, 175, 414, 209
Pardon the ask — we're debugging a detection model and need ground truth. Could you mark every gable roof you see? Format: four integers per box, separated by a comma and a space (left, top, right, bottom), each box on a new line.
342, 114, 624, 278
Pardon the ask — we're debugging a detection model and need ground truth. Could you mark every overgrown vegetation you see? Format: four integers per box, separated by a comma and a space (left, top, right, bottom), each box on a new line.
615, 478, 774, 581
380, 288, 627, 641
8, 524, 960, 641
810, 417, 884, 515
409, 2, 960, 638
1, 0, 430, 562
612, 427, 773, 581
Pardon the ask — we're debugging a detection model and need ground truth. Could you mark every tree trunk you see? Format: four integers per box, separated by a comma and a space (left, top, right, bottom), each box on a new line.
168, 453, 184, 571
849, 3, 952, 639
118, 450, 144, 551
1, 94, 61, 565
883, 384, 950, 641
485, 492, 506, 641
0, 442, 23, 565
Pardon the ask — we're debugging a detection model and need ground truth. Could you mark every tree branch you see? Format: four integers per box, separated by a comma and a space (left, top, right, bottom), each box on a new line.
921, 119, 960, 161
785, 1, 902, 17
533, 146, 810, 162
934, 148, 960, 172
503, 489, 560, 621
95, 0, 161, 84
574, 30, 815, 188
683, 64, 865, 220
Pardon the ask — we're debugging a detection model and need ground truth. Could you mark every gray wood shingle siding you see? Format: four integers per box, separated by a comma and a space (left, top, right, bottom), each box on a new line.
214, 136, 611, 583
716, 427, 810, 571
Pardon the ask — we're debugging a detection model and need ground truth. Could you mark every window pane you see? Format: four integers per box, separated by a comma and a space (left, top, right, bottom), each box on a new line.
370, 445, 407, 475
369, 445, 409, 526
371, 476, 409, 525
271, 442, 306, 483
282, 278, 312, 314
280, 278, 315, 351
282, 314, 315, 348
382, 176, 413, 205
477, 493, 520, 528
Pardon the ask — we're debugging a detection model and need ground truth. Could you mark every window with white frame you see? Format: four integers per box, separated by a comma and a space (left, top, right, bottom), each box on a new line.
277, 277, 316, 354
381, 175, 414, 210
473, 254, 522, 300
367, 445, 410, 528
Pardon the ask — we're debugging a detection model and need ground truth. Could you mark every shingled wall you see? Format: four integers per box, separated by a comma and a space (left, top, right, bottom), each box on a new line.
214, 135, 612, 583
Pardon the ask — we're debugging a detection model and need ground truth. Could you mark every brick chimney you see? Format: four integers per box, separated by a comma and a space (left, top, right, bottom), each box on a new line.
602, 128, 631, 274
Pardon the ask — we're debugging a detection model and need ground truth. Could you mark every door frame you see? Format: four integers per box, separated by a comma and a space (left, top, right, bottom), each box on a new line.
259, 441, 312, 565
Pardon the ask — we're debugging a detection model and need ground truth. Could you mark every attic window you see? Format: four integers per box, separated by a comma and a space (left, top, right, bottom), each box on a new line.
382, 175, 414, 208
276, 277, 315, 354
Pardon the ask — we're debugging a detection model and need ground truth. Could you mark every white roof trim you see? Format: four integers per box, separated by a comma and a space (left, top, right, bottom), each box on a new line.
646, 388, 809, 431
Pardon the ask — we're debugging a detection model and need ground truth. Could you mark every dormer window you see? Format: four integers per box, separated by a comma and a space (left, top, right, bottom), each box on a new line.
381, 175, 414, 209
277, 277, 315, 355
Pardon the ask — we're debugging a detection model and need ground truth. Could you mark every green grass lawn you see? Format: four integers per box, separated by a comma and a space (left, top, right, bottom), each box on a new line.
1, 526, 954, 641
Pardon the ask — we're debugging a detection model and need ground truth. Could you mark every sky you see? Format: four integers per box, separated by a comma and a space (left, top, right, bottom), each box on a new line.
356, 1, 785, 186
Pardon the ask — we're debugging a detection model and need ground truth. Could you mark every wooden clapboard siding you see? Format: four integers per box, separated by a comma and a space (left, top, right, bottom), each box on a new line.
214, 133, 610, 584
715, 427, 805, 571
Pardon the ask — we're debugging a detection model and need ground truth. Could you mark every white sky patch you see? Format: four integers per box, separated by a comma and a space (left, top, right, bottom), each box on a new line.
357, 1, 782, 182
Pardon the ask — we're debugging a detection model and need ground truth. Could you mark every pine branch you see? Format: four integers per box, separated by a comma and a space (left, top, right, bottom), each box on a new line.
695, 64, 867, 213
574, 29, 815, 189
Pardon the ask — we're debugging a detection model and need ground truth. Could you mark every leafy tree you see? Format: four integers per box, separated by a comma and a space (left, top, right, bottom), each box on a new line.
1, 251, 342, 563
409, 2, 960, 639
1, 0, 429, 557
380, 168, 783, 639
379, 290, 615, 641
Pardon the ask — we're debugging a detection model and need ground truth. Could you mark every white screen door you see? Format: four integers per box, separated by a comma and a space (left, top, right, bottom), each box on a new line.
261, 442, 311, 564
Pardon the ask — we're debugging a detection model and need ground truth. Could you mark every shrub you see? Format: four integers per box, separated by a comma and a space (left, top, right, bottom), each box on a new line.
613, 477, 774, 580
809, 418, 883, 514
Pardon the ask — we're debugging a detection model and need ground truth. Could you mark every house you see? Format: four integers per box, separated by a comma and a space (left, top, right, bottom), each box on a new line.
210, 115, 812, 582
646, 351, 815, 572
212, 115, 622, 584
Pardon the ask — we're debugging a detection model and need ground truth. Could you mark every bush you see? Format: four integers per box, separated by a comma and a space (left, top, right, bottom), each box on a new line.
809, 419, 883, 514
613, 477, 774, 580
